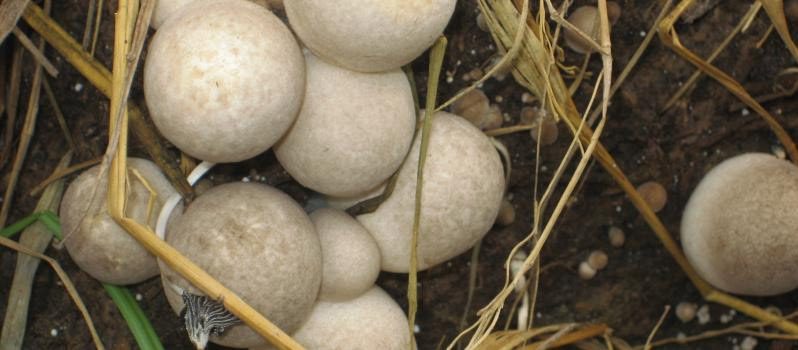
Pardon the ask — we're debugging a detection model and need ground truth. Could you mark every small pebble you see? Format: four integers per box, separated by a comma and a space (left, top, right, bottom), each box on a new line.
50, 328, 58, 337
135, 293, 143, 301
741, 108, 750, 116
521, 92, 535, 104
740, 336, 757, 350
578, 261, 597, 280
413, 324, 421, 334
496, 198, 516, 226
697, 305, 711, 325
586, 250, 608, 270
608, 226, 625, 247
73, 83, 83, 92
675, 302, 697, 323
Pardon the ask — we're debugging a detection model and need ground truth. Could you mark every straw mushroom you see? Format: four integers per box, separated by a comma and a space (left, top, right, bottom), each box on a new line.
563, 2, 621, 54
310, 208, 381, 301
284, 0, 457, 72
681, 153, 798, 296
160, 182, 321, 348
60, 158, 181, 285
357, 111, 505, 272
637, 181, 667, 213
290, 287, 414, 349
144, 0, 304, 163
274, 52, 415, 197
151, 0, 272, 29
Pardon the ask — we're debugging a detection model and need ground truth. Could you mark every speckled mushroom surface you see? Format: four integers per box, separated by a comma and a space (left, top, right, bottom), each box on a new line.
160, 182, 322, 348
284, 0, 457, 72
681, 153, 798, 296
357, 111, 505, 272
144, 0, 304, 163
60, 158, 180, 285
274, 52, 415, 197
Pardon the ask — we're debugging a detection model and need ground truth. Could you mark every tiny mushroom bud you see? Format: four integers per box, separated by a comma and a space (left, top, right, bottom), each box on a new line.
144, 0, 304, 163
578, 261, 597, 280
675, 302, 697, 323
495, 198, 516, 226
451, 89, 491, 127
482, 104, 505, 131
637, 181, 667, 213
563, 3, 619, 54
608, 226, 625, 247
682, 153, 798, 296
285, 0, 457, 72
586, 250, 608, 270
531, 118, 559, 146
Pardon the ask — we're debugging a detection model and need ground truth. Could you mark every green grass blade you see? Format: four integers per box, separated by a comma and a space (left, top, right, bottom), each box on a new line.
0, 213, 42, 238
103, 284, 164, 350
37, 210, 63, 240
407, 36, 448, 348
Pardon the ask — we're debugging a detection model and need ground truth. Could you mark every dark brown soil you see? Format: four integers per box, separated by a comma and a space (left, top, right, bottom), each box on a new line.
3, 1, 798, 349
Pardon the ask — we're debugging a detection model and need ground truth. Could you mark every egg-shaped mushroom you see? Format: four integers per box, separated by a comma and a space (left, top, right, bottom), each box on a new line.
60, 158, 181, 285
681, 153, 798, 296
292, 287, 414, 349
274, 52, 415, 197
160, 182, 321, 348
357, 111, 505, 272
310, 208, 381, 301
284, 0, 457, 72
144, 0, 305, 163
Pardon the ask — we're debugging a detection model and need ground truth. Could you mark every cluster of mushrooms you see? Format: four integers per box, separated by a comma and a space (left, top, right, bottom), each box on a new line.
59, 0, 509, 348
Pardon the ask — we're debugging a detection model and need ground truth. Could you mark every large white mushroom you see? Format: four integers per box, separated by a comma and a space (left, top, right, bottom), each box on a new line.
144, 0, 304, 163
160, 182, 322, 348
681, 153, 798, 296
291, 287, 414, 349
151, 0, 273, 29
358, 111, 505, 272
284, 0, 457, 72
274, 52, 415, 197
60, 158, 180, 285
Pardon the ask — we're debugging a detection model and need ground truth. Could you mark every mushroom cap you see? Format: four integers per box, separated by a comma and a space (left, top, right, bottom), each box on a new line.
151, 0, 273, 29
291, 286, 413, 349
310, 208, 381, 301
563, 6, 600, 54
274, 52, 415, 197
681, 153, 798, 296
357, 111, 505, 272
160, 182, 321, 348
284, 0, 456, 72
144, 0, 304, 163
60, 158, 180, 285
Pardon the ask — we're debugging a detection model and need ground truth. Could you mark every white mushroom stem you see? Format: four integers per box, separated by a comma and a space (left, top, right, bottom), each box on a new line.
156, 161, 216, 240
510, 250, 530, 330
